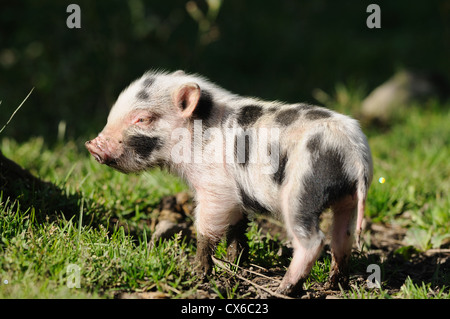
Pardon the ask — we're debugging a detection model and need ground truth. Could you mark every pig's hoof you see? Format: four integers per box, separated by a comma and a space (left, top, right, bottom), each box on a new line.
195, 259, 213, 282
227, 240, 249, 264
325, 271, 349, 290
275, 282, 304, 298
196, 269, 210, 282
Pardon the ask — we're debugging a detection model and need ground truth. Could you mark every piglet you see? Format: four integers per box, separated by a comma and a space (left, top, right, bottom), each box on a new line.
86, 70, 373, 296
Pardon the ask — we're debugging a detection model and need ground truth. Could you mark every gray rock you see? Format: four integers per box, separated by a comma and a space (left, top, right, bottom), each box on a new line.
361, 70, 447, 123
150, 220, 191, 245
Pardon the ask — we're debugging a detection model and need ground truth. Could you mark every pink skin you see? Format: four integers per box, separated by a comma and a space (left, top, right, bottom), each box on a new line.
85, 133, 118, 164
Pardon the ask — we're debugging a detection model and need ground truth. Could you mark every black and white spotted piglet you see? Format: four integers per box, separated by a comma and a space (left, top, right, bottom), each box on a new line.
86, 70, 373, 296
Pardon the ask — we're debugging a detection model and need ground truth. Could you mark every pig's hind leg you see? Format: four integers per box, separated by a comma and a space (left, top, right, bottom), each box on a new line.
276, 230, 325, 297
276, 180, 325, 297
326, 195, 358, 290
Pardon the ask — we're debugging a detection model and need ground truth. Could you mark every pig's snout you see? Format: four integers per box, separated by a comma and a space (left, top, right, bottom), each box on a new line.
85, 135, 119, 165
85, 139, 109, 164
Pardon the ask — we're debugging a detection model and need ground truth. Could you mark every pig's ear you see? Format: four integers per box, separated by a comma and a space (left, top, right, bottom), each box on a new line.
173, 83, 201, 118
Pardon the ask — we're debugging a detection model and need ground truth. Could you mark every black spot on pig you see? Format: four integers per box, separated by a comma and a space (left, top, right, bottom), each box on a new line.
306, 133, 323, 153
127, 135, 162, 158
142, 77, 155, 88
276, 108, 300, 126
296, 103, 313, 110
239, 186, 270, 214
296, 147, 356, 237
305, 108, 332, 120
237, 105, 264, 127
136, 90, 149, 100
193, 89, 213, 123
272, 152, 288, 185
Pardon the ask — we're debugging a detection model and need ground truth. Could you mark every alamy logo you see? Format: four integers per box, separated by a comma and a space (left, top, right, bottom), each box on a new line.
366, 264, 381, 288
66, 4, 81, 29
366, 4, 381, 29
170, 120, 281, 174
66, 264, 81, 288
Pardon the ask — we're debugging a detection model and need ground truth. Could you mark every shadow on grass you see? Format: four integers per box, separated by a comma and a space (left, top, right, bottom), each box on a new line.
0, 150, 107, 226
350, 242, 450, 295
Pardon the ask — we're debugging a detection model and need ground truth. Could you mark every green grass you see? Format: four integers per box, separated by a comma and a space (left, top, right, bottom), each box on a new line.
341, 277, 450, 299
366, 102, 450, 250
0, 195, 197, 298
1, 94, 449, 298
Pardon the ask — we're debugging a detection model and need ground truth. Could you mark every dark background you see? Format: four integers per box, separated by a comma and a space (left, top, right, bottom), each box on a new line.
1, 0, 449, 144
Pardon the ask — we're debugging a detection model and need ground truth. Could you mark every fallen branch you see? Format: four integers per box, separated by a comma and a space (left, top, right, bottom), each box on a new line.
424, 248, 450, 255
211, 256, 292, 299
214, 256, 281, 283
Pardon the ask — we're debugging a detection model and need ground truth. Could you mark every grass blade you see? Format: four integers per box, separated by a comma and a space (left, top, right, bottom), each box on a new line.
0, 88, 34, 134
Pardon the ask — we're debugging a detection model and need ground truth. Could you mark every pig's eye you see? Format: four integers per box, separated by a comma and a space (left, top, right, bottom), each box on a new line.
134, 117, 151, 124
132, 112, 158, 126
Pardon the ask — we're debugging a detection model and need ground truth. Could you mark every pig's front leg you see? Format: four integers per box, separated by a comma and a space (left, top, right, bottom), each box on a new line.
194, 199, 243, 279
195, 233, 218, 279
